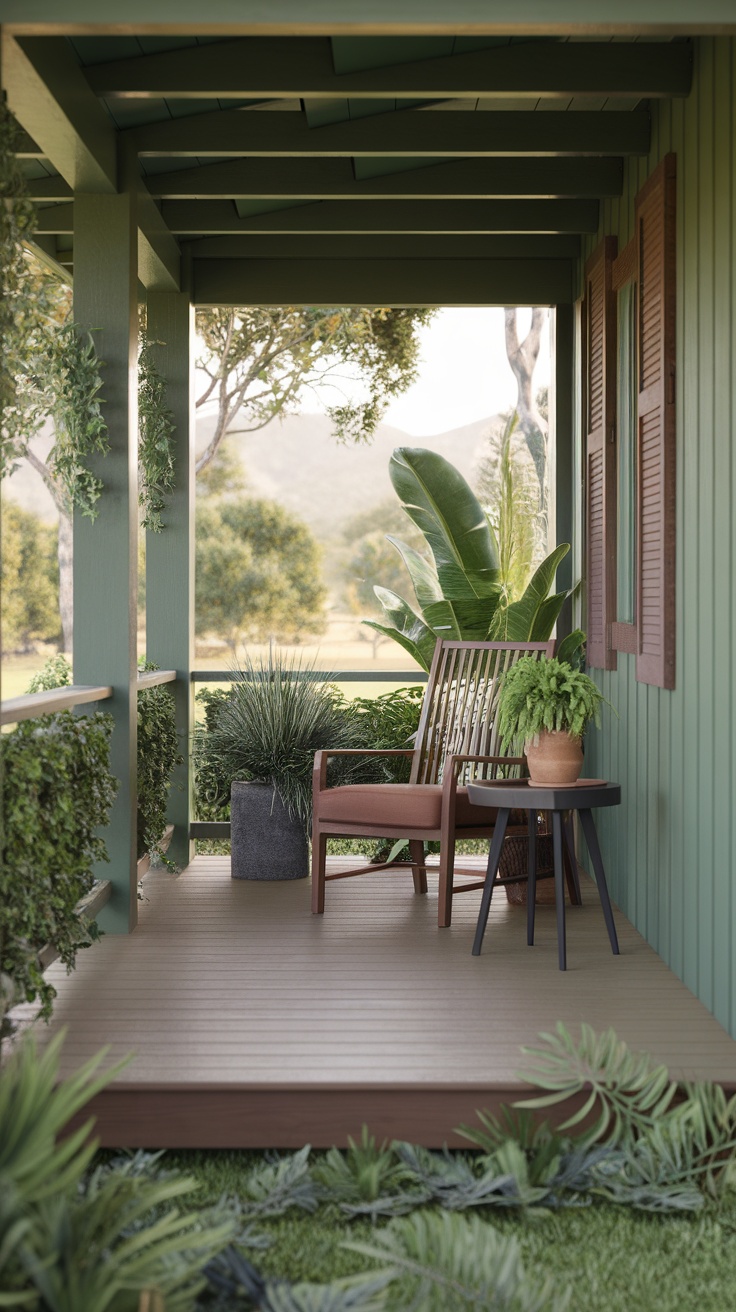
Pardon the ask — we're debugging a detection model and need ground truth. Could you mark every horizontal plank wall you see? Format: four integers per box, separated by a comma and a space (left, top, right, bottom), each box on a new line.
580, 37, 736, 1036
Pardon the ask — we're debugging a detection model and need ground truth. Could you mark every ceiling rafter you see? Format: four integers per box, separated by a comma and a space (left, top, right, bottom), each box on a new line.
1, 35, 117, 191
159, 197, 599, 233
192, 256, 574, 307
181, 233, 582, 258
126, 108, 650, 157
81, 36, 692, 99
142, 155, 622, 200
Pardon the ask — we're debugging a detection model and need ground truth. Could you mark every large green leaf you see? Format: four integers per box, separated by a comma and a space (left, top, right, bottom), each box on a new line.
386, 537, 443, 611
423, 598, 497, 643
389, 448, 500, 599
557, 628, 587, 667
366, 587, 438, 671
362, 622, 429, 671
530, 591, 568, 640
493, 544, 571, 641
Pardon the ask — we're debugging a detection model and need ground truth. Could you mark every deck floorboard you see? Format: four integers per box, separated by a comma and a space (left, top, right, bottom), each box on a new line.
22, 855, 736, 1147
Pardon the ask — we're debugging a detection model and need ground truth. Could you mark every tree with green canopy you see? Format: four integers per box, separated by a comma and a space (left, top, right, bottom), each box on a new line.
196, 498, 327, 654
0, 498, 60, 652
194, 305, 436, 475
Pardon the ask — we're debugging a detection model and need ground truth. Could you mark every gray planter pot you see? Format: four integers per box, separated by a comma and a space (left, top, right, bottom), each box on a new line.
230, 780, 309, 881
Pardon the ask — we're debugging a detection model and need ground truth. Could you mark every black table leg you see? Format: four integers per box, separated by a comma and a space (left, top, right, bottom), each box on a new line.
578, 809, 620, 956
527, 809, 537, 946
472, 808, 510, 956
551, 811, 567, 971
563, 811, 583, 905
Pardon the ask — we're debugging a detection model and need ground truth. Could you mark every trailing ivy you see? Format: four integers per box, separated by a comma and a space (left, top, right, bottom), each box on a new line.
0, 658, 117, 1040
138, 332, 176, 532
137, 660, 184, 863
38, 320, 110, 520
1, 106, 110, 517
0, 100, 39, 476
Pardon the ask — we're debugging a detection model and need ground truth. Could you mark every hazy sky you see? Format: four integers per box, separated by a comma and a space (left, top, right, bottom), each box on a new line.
308, 307, 551, 437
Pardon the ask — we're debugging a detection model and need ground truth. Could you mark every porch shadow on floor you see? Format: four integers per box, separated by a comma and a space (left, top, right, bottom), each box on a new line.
25, 855, 736, 1148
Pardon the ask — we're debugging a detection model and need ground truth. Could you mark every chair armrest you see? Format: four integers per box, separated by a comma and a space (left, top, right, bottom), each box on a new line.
441, 755, 525, 811
313, 748, 414, 793
438, 755, 524, 823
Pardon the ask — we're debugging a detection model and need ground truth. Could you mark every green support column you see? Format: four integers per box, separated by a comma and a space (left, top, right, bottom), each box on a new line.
73, 192, 139, 933
144, 291, 195, 869
551, 303, 575, 640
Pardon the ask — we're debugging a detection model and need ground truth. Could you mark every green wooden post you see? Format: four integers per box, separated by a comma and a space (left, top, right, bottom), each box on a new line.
145, 290, 195, 869
72, 192, 139, 933
552, 303, 575, 641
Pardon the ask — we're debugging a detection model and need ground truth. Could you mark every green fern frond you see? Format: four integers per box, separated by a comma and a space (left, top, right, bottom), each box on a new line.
313, 1128, 426, 1217
240, 1147, 318, 1218
392, 1143, 536, 1212
514, 1023, 676, 1144
345, 1212, 570, 1310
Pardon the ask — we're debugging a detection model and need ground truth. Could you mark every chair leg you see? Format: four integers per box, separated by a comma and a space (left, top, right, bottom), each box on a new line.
438, 833, 456, 927
409, 840, 428, 894
311, 828, 328, 914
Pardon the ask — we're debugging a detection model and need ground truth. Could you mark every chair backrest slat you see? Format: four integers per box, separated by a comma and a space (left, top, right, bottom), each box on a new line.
410, 639, 555, 786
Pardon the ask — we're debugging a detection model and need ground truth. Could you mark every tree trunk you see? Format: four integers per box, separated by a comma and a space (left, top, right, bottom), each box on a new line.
504, 307, 548, 512
57, 509, 73, 655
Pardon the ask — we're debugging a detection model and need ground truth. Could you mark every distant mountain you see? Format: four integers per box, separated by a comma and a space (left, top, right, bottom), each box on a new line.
196, 408, 503, 537
3, 409, 504, 537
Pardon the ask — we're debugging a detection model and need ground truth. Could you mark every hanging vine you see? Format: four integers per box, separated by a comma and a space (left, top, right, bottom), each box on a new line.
1, 100, 110, 519
138, 331, 176, 531
39, 321, 110, 520
1, 98, 39, 475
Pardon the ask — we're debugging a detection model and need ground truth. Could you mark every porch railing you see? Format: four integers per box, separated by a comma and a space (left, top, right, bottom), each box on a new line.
1, 670, 178, 958
189, 667, 427, 841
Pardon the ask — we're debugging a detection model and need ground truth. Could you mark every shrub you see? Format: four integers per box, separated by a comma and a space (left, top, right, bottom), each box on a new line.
0, 659, 117, 1038
137, 661, 184, 863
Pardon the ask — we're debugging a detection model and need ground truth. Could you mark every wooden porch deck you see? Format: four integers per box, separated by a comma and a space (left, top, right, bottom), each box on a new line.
30, 855, 736, 1148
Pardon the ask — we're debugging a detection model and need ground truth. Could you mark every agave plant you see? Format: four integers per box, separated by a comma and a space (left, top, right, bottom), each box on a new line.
363, 448, 584, 672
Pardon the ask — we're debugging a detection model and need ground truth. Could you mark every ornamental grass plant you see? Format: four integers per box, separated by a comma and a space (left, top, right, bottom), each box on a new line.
202, 653, 364, 833
497, 654, 608, 754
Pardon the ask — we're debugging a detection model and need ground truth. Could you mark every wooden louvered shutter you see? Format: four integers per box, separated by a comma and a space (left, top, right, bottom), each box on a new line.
584, 237, 617, 670
635, 154, 676, 689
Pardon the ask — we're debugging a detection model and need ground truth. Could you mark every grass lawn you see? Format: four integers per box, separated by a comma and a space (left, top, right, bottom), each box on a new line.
162, 1148, 736, 1312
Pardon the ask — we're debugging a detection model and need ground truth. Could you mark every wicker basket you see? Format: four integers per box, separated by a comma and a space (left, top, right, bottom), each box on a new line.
499, 810, 559, 905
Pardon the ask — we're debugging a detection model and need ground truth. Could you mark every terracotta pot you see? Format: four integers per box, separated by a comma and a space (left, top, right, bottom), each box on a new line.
525, 730, 583, 787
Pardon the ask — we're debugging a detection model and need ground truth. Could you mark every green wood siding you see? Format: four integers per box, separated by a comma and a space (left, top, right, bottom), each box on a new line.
577, 37, 736, 1035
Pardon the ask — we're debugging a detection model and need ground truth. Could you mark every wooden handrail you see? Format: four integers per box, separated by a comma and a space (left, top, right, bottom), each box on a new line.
190, 669, 428, 683
38, 880, 112, 970
137, 668, 177, 690
1, 685, 113, 726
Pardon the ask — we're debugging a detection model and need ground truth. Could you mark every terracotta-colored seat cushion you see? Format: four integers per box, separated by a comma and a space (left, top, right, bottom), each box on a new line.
316, 782, 498, 831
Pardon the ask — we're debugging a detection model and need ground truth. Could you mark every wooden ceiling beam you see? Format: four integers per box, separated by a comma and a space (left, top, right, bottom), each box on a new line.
161, 197, 599, 233
84, 37, 691, 99
24, 176, 74, 201
1, 36, 117, 191
129, 108, 650, 158
182, 233, 581, 258
145, 155, 622, 200
2, 2, 734, 36
192, 256, 575, 306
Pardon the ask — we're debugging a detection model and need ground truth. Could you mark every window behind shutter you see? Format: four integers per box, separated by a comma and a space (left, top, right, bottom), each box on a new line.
636, 154, 676, 689
584, 237, 617, 670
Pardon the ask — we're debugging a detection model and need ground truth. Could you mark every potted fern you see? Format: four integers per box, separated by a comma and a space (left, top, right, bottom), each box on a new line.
497, 655, 608, 787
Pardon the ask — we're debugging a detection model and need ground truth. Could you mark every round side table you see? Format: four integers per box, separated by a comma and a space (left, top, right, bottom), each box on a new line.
466, 779, 621, 971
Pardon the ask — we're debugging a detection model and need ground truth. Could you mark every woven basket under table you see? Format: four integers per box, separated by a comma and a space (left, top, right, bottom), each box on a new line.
498, 809, 562, 906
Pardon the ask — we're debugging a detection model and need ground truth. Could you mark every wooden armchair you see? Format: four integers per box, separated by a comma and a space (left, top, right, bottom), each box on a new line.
311, 639, 556, 927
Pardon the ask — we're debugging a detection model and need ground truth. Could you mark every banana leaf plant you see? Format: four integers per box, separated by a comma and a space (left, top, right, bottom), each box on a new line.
364, 447, 584, 672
